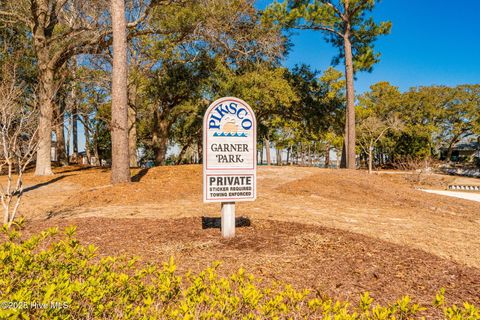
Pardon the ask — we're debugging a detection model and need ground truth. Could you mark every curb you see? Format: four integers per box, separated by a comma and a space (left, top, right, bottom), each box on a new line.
448, 185, 480, 191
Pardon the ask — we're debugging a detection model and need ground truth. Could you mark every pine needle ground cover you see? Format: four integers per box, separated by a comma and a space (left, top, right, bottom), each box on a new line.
1, 225, 478, 319
0, 222, 480, 319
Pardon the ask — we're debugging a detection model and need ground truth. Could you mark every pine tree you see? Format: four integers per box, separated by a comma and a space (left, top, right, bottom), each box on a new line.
110, 0, 130, 184
264, 0, 391, 169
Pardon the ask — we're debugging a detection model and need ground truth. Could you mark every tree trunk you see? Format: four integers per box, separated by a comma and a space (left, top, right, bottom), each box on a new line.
292, 144, 298, 165
276, 148, 282, 166
325, 143, 330, 168
176, 144, 189, 165
176, 135, 195, 165
264, 137, 271, 165
343, 33, 356, 169
55, 117, 68, 166
286, 146, 290, 165
178, 147, 187, 165
197, 143, 202, 164
260, 141, 264, 164
32, 11, 57, 176
70, 57, 79, 162
93, 120, 101, 165
55, 100, 70, 166
340, 140, 347, 168
308, 144, 312, 166
152, 109, 169, 165
35, 67, 55, 176
446, 135, 461, 162
336, 149, 341, 169
66, 112, 71, 159
128, 84, 138, 167
300, 143, 305, 166
110, 0, 130, 183
128, 105, 138, 167
446, 145, 454, 162
84, 124, 92, 165
72, 105, 78, 158
53, 99, 68, 166
368, 144, 373, 174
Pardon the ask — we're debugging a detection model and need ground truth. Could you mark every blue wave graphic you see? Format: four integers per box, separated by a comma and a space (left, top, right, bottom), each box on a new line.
213, 132, 248, 137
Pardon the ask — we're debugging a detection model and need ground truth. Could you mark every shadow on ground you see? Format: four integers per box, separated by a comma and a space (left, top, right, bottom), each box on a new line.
23, 176, 67, 193
201, 216, 251, 229
131, 168, 150, 182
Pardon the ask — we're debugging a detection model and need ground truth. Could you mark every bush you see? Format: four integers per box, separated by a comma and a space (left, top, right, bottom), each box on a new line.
0, 227, 478, 319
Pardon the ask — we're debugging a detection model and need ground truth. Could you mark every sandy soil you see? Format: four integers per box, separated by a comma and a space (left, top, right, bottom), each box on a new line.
17, 165, 479, 268
2, 165, 480, 306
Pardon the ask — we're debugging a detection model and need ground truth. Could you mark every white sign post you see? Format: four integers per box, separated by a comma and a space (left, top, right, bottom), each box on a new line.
203, 97, 256, 238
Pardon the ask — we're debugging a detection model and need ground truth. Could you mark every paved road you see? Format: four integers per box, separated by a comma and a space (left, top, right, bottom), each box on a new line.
421, 189, 480, 202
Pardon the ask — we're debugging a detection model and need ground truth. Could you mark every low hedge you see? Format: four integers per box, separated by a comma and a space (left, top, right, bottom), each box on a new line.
0, 226, 478, 319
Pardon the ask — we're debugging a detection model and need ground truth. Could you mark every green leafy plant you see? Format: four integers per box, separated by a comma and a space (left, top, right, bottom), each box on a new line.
0, 228, 478, 319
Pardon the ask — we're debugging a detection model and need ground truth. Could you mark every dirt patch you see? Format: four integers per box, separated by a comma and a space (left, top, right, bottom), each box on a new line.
5, 165, 480, 269
278, 170, 480, 218
394, 172, 456, 189
23, 216, 480, 307
273, 169, 480, 268
55, 165, 202, 210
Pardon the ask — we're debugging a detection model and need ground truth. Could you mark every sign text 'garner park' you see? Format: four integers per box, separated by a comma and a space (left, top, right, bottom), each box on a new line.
203, 97, 257, 203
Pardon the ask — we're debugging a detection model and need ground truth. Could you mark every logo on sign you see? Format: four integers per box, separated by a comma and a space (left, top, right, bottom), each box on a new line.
208, 102, 253, 137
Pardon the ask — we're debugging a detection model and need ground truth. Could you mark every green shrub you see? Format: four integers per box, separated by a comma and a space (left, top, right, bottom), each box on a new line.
0, 227, 478, 319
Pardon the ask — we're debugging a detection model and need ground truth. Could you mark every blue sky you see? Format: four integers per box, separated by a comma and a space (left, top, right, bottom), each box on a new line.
257, 0, 480, 93
73, 0, 480, 154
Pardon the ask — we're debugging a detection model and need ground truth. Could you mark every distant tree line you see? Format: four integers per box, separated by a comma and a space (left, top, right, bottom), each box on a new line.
0, 0, 479, 184
357, 82, 480, 171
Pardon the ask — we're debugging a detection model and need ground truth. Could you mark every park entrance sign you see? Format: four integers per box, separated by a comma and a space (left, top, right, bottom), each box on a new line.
203, 97, 256, 202
203, 97, 256, 238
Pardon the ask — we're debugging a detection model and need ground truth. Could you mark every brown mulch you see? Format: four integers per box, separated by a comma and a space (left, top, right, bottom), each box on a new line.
54, 165, 202, 210
23, 216, 480, 307
278, 169, 480, 219
16, 165, 479, 218
44, 166, 479, 220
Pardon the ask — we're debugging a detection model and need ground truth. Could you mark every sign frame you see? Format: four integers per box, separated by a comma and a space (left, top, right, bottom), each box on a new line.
202, 97, 257, 204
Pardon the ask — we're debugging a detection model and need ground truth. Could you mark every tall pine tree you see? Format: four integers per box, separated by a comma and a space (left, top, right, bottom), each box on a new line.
265, 0, 391, 168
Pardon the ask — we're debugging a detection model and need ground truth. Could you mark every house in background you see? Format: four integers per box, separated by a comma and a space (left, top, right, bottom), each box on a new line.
440, 137, 480, 164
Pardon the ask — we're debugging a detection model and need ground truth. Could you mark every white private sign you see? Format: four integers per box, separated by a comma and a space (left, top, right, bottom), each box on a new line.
203, 97, 257, 238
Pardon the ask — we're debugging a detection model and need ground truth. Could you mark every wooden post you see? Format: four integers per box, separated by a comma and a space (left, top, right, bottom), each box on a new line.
221, 202, 235, 238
